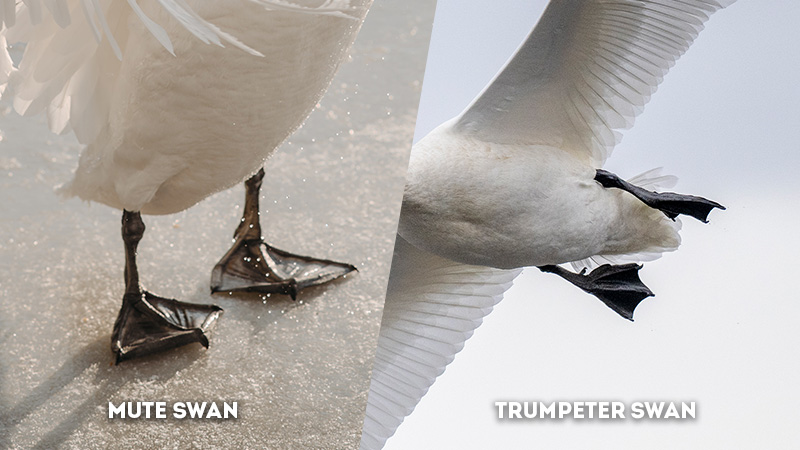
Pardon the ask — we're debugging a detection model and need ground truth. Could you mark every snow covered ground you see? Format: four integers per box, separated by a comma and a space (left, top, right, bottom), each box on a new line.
0, 1, 435, 448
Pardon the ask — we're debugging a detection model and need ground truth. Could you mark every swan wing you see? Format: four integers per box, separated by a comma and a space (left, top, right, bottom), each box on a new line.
454, 0, 735, 165
360, 236, 522, 450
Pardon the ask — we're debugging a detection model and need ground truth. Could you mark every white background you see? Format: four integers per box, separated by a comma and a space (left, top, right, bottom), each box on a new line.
387, 0, 800, 448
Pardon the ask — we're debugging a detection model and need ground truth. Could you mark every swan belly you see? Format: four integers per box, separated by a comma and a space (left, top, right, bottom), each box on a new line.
69, 2, 364, 214
400, 127, 675, 269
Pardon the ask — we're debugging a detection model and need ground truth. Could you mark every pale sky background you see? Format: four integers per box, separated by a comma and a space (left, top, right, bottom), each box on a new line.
386, 0, 800, 448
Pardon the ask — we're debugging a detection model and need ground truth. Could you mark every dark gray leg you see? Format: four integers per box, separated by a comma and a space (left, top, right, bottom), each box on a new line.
538, 264, 654, 321
210, 168, 356, 300
112, 211, 223, 364
595, 169, 724, 222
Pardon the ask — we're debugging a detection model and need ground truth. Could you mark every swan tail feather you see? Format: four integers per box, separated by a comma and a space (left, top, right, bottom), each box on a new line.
572, 167, 688, 273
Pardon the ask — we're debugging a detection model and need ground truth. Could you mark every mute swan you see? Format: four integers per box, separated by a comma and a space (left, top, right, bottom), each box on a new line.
361, 0, 732, 448
0, 0, 369, 363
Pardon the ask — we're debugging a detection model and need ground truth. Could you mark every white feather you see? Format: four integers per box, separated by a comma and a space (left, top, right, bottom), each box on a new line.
42, 0, 71, 27
0, 0, 15, 28
362, 1, 734, 449
0, 35, 12, 95
155, 0, 263, 56
22, 0, 44, 25
124, 0, 170, 55
360, 237, 521, 450
0, 0, 362, 146
570, 167, 682, 272
454, 0, 733, 166
0, 0, 368, 214
77, 0, 101, 42
250, 0, 359, 20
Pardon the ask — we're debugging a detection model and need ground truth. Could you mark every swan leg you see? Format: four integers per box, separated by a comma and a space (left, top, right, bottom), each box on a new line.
210, 168, 356, 300
595, 169, 725, 222
112, 211, 223, 364
538, 264, 653, 321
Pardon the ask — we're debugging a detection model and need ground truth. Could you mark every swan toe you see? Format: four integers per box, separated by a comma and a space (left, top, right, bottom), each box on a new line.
539, 263, 654, 321
210, 238, 356, 300
111, 291, 223, 364
595, 169, 725, 222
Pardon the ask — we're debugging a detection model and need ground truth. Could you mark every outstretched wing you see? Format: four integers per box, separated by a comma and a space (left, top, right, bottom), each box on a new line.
454, 0, 735, 166
360, 236, 522, 450
0, 0, 359, 144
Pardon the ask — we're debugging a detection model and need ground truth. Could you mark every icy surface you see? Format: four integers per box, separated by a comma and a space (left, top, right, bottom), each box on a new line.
0, 1, 435, 448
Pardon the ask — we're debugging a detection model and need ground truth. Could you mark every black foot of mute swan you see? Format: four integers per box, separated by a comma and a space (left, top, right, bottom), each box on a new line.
113, 211, 223, 364
211, 168, 356, 299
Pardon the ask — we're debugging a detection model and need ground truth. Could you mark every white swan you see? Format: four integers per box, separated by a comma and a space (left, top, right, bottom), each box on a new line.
360, 0, 733, 448
0, 0, 370, 362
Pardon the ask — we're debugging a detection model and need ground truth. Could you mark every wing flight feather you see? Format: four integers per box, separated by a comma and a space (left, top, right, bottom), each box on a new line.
360, 236, 522, 450
455, 0, 735, 165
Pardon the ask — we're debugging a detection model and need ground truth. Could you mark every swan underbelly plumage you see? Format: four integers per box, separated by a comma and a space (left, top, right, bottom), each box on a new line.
400, 122, 680, 269
59, 3, 360, 214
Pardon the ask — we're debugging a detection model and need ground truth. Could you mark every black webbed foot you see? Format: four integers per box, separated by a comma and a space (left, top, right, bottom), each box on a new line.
539, 263, 653, 320
115, 210, 223, 364
210, 168, 356, 300
112, 291, 223, 364
210, 237, 356, 300
595, 169, 725, 222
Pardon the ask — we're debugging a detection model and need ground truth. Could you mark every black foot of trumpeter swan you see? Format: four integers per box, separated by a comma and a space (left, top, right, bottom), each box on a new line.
538, 264, 653, 321
595, 169, 725, 222
112, 211, 223, 364
210, 169, 356, 300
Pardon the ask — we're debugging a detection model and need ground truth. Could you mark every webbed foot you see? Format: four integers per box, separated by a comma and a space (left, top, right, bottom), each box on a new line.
112, 291, 223, 364
210, 168, 356, 300
210, 237, 356, 300
595, 169, 725, 222
115, 210, 223, 363
539, 263, 653, 320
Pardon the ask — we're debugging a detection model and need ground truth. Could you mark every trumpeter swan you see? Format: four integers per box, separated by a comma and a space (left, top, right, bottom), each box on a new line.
360, 0, 732, 448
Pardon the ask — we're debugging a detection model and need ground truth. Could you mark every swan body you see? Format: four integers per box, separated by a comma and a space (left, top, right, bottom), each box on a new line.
361, 0, 734, 448
3, 0, 368, 214
402, 120, 679, 269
